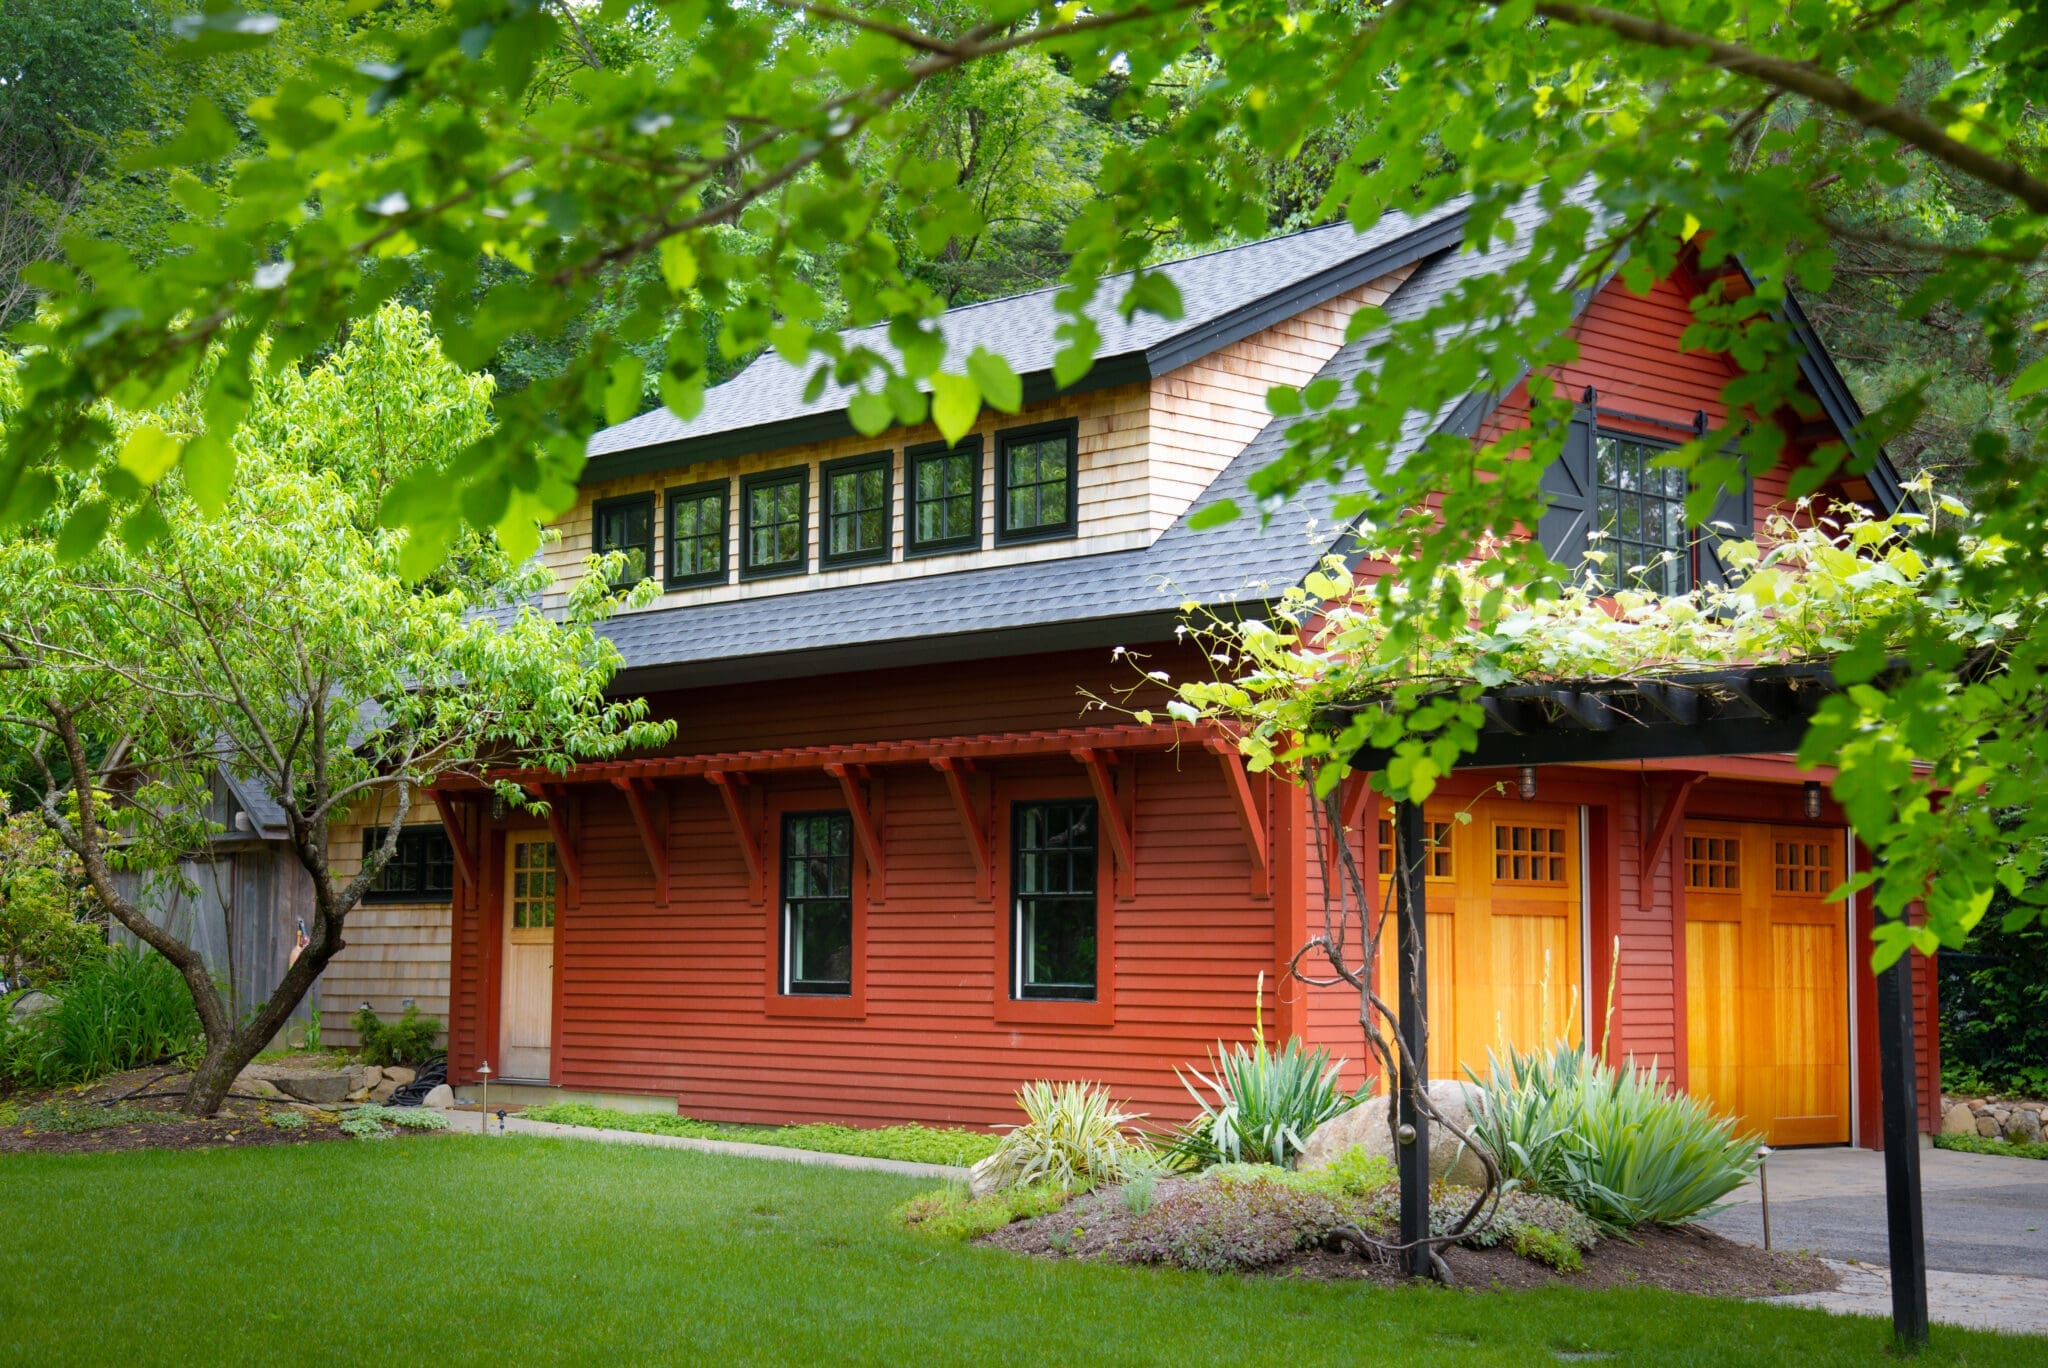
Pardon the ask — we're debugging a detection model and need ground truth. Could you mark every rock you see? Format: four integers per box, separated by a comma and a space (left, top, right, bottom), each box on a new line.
1942, 1103, 1977, 1136
1298, 1080, 1487, 1186
967, 1153, 1003, 1200
351, 1065, 384, 1093
370, 1079, 400, 1104
273, 1071, 352, 1105
7, 990, 52, 1022
346, 1087, 373, 1102
383, 1067, 417, 1088
421, 1084, 455, 1110
1978, 1116, 2003, 1138
234, 1075, 288, 1101
2009, 1108, 2043, 1144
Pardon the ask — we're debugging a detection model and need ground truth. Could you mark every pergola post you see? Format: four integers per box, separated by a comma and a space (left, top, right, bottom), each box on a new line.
1393, 798, 1433, 1280
1877, 946, 1930, 1348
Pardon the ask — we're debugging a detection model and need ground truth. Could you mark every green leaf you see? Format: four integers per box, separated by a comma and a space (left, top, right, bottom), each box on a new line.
123, 97, 237, 171
1187, 499, 1240, 530
965, 348, 1022, 413
55, 500, 111, 562
658, 236, 698, 292
847, 390, 892, 436
604, 356, 645, 424
930, 373, 979, 445
181, 432, 235, 518
117, 425, 183, 485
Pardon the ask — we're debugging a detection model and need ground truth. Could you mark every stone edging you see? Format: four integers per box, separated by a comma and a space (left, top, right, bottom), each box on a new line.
1941, 1095, 2046, 1146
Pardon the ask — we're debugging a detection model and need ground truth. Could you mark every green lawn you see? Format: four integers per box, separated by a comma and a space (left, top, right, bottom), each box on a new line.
1, 1136, 2039, 1366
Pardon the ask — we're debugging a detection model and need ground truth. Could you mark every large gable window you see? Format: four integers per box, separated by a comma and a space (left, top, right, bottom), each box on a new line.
995, 420, 1078, 544
592, 492, 655, 586
361, 826, 455, 904
1011, 799, 1099, 1000
665, 480, 727, 588
906, 437, 981, 555
781, 812, 854, 995
821, 452, 892, 566
741, 467, 808, 578
1594, 434, 1690, 596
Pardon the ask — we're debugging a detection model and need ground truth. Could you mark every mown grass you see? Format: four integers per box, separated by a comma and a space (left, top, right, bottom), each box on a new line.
1, 1136, 2041, 1366
523, 1099, 1000, 1166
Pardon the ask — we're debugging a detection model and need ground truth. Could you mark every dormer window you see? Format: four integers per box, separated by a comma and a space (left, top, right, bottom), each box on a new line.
996, 420, 1078, 544
592, 492, 655, 586
906, 437, 982, 556
741, 467, 808, 578
1594, 434, 1690, 596
821, 452, 892, 567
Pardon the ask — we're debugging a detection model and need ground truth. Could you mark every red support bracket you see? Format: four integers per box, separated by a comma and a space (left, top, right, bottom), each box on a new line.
1642, 770, 1707, 872
430, 789, 480, 909
613, 778, 669, 907
1207, 741, 1270, 894
932, 757, 992, 901
824, 763, 886, 896
1074, 747, 1135, 899
536, 786, 582, 908
707, 771, 764, 904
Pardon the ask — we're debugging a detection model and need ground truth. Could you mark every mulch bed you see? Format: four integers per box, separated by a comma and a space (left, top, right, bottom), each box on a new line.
0, 1065, 354, 1156
981, 1180, 1837, 1299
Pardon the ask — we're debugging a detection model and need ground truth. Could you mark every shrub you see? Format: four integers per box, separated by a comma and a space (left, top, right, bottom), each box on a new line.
899, 1182, 1076, 1241
350, 1004, 442, 1066
0, 946, 203, 1087
1320, 1144, 1397, 1196
1469, 1041, 1761, 1231
974, 1080, 1155, 1193
1171, 1021, 1365, 1169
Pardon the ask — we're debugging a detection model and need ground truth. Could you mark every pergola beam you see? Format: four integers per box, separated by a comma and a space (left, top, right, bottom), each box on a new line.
612, 778, 669, 907
1074, 747, 1135, 899
706, 771, 764, 904
1208, 740, 1269, 893
931, 757, 992, 900
825, 763, 887, 893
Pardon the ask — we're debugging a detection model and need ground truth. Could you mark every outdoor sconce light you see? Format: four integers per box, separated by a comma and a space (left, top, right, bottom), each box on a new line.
1804, 781, 1824, 820
490, 792, 509, 822
1518, 766, 1538, 802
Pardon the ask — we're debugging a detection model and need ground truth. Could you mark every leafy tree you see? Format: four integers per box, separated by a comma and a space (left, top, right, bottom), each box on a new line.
6, 1, 2048, 963
0, 304, 671, 1114
0, 796, 106, 992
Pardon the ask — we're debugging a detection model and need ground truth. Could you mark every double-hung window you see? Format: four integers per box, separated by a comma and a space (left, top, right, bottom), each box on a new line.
995, 421, 1078, 543
1593, 434, 1691, 596
821, 453, 892, 566
665, 480, 727, 588
1011, 800, 1099, 1000
592, 492, 656, 587
361, 826, 455, 903
781, 812, 854, 995
741, 467, 808, 577
906, 437, 981, 555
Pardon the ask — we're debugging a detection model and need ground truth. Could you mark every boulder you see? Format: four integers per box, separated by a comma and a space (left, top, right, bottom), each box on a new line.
967, 1153, 1003, 1200
7, 990, 52, 1022
2009, 1108, 2043, 1145
346, 1087, 373, 1103
370, 1079, 400, 1104
234, 1075, 288, 1101
1942, 1103, 1978, 1136
1978, 1116, 2003, 1138
383, 1067, 417, 1088
350, 1065, 384, 1093
273, 1071, 351, 1105
1298, 1080, 1487, 1186
421, 1084, 456, 1110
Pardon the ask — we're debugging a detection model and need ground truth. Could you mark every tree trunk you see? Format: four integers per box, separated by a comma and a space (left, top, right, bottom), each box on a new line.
183, 1039, 247, 1116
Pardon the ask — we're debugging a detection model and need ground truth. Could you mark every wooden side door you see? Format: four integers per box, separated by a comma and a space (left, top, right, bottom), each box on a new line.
1377, 798, 1583, 1083
1683, 821, 1849, 1145
499, 835, 558, 1080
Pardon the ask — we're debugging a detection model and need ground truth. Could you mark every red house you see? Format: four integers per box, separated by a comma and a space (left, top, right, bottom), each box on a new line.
412, 198, 1938, 1148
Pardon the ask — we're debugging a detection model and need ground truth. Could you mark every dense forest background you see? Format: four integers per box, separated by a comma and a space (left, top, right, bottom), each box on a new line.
2, 0, 2042, 1088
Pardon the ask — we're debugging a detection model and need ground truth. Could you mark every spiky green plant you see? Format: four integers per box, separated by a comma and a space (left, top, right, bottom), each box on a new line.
973, 1081, 1153, 1193
1468, 1041, 1763, 1232
1169, 981, 1367, 1169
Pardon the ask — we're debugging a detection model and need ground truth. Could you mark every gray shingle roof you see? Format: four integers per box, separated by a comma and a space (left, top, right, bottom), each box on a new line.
598, 197, 1551, 689
583, 201, 1470, 482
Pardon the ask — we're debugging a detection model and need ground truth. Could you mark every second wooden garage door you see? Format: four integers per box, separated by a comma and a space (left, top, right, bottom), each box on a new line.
1376, 798, 1583, 1082
1683, 821, 1850, 1146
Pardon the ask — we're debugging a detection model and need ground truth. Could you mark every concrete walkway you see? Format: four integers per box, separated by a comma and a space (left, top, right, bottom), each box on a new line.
1772, 1260, 2048, 1337
438, 1107, 970, 1183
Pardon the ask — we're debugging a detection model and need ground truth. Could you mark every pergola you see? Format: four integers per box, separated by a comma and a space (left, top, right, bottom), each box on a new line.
1362, 661, 1930, 1344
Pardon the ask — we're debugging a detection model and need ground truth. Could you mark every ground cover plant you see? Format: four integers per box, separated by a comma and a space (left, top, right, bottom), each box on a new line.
1934, 1133, 2048, 1162
2, 1138, 2035, 1366
0, 946, 202, 1088
523, 1100, 999, 1168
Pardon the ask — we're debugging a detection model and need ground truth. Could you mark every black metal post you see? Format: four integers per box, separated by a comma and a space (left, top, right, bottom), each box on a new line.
1877, 948, 1930, 1349
1393, 799, 1432, 1280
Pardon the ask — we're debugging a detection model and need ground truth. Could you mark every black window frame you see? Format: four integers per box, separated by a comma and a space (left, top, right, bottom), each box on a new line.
994, 418, 1079, 545
779, 810, 855, 997
663, 479, 729, 589
1010, 798, 1100, 1001
360, 826, 455, 905
1592, 431, 1694, 597
739, 466, 810, 580
819, 451, 895, 568
905, 436, 983, 558
591, 491, 657, 587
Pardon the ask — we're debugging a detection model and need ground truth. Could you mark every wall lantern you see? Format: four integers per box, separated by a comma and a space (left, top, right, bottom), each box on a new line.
490, 792, 509, 822
1804, 780, 1824, 820
1518, 766, 1538, 802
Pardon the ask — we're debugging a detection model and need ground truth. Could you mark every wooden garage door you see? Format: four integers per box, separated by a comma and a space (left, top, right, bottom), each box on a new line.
1684, 821, 1849, 1146
1377, 799, 1583, 1082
